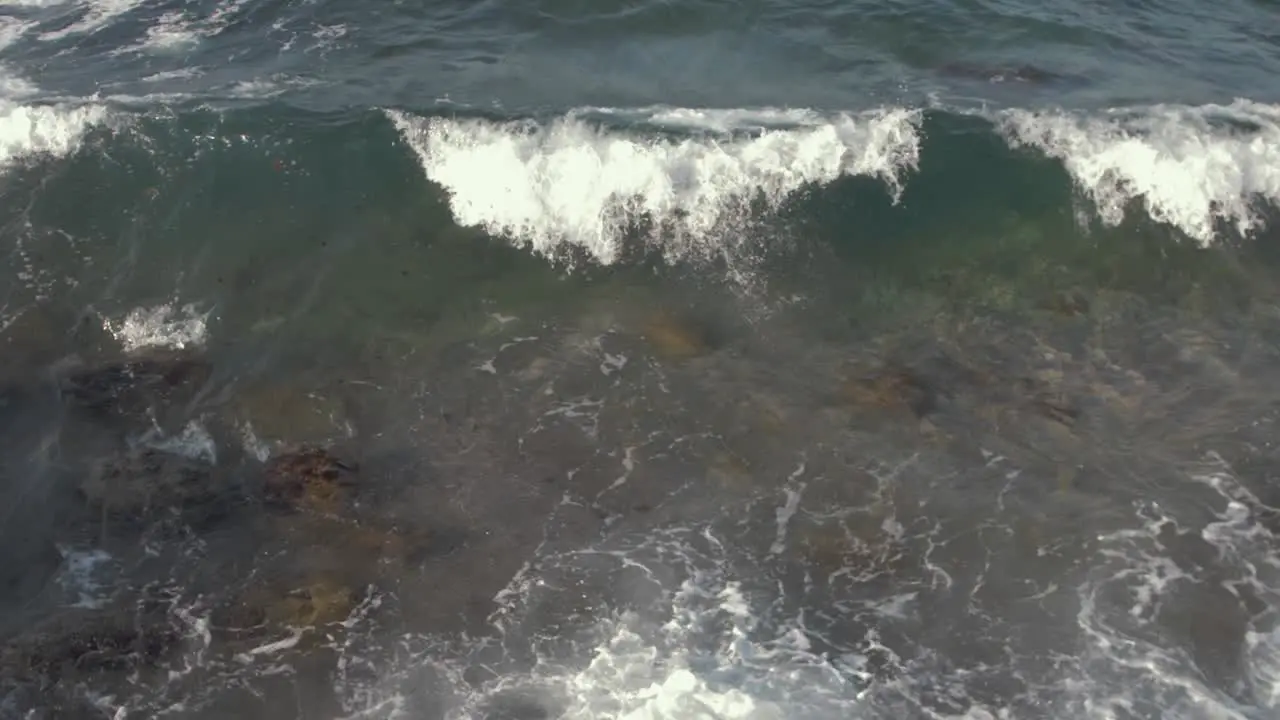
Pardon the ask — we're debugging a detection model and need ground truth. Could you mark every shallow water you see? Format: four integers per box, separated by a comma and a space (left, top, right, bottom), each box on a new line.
2, 0, 1280, 719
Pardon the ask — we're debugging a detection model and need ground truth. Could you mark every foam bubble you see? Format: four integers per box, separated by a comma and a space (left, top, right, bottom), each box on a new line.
0, 100, 107, 170
104, 302, 210, 353
999, 100, 1280, 245
387, 107, 921, 265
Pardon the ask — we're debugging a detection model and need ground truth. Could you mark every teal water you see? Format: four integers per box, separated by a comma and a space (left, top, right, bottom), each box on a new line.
2, 1, 1280, 719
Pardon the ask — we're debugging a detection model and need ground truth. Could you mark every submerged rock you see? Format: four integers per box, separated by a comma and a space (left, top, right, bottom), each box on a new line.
1014, 370, 1082, 430
209, 574, 360, 647
234, 381, 350, 446
641, 310, 718, 361
80, 447, 239, 536
60, 353, 211, 418
840, 363, 939, 419
1, 609, 180, 686
706, 452, 753, 491
269, 579, 358, 627
268, 511, 456, 571
256, 447, 463, 589
262, 447, 359, 516
0, 303, 113, 381
1041, 287, 1092, 317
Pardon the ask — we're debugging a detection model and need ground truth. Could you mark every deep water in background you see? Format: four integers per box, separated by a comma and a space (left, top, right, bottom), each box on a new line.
2, 1, 1280, 719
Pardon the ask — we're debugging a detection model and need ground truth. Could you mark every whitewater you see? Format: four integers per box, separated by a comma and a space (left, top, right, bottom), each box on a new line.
3, 1, 1280, 719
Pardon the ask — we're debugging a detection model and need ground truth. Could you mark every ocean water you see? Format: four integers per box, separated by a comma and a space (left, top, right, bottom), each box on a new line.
2, 0, 1280, 718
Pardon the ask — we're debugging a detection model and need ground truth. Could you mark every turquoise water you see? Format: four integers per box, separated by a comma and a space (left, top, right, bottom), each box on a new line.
2, 1, 1280, 718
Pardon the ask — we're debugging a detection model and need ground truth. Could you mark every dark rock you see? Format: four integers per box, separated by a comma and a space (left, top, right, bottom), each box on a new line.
842, 363, 940, 418
1030, 393, 1079, 427
0, 303, 111, 382
641, 309, 720, 361
206, 573, 362, 653
232, 380, 351, 446
0, 459, 73, 624
1, 611, 180, 686
59, 354, 212, 418
1014, 376, 1081, 428
1045, 287, 1091, 317
262, 447, 358, 516
80, 448, 242, 536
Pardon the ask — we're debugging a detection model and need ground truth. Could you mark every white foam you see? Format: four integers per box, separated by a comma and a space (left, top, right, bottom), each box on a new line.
141, 67, 204, 83
226, 79, 282, 98
0, 71, 36, 98
39, 0, 146, 41
201, 0, 251, 36
140, 11, 199, 52
221, 75, 318, 99
312, 23, 347, 41
559, 626, 785, 720
132, 0, 252, 54
55, 547, 116, 608
491, 582, 853, 720
1070, 455, 1280, 717
0, 99, 107, 170
141, 418, 218, 465
387, 107, 921, 265
104, 302, 210, 353
999, 100, 1280, 245
0, 16, 33, 52
238, 421, 272, 462
384, 526, 875, 720
588, 106, 840, 133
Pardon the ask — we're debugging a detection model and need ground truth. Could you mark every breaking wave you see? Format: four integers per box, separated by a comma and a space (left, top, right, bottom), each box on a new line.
388, 100, 1280, 265
998, 100, 1280, 245
0, 99, 106, 170
387, 106, 922, 265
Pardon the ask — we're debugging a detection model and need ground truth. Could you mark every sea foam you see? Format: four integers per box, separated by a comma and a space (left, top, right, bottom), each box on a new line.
387, 106, 922, 265
391, 101, 1280, 263
37, 0, 146, 41
999, 99, 1280, 246
0, 99, 106, 170
103, 302, 210, 353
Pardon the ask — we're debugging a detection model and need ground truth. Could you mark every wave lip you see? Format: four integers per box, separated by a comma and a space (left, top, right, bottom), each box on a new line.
388, 106, 922, 265
998, 99, 1280, 246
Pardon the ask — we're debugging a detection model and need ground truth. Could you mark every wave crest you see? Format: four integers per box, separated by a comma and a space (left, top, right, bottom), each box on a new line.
999, 100, 1280, 245
387, 107, 922, 265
